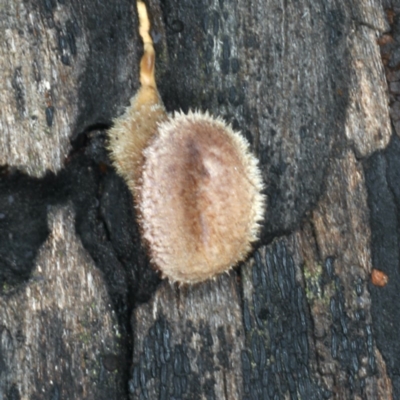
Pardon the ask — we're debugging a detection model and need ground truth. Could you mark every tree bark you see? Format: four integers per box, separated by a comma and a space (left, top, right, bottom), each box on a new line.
0, 0, 398, 399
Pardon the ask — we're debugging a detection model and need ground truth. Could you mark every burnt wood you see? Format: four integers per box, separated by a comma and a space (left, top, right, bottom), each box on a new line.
0, 0, 397, 399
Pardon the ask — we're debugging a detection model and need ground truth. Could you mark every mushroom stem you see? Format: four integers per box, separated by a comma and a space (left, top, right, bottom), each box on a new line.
137, 1, 156, 88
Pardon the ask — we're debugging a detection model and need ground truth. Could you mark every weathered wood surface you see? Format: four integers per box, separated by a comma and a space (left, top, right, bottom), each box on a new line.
0, 0, 398, 399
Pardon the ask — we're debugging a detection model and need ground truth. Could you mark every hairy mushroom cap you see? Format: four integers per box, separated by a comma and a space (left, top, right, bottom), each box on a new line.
138, 111, 265, 284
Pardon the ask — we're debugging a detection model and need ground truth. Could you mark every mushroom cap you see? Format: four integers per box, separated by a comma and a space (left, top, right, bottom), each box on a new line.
138, 111, 265, 283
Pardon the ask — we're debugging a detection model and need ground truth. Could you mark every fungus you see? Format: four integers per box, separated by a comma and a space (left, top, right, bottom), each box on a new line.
371, 269, 388, 287
107, 1, 265, 283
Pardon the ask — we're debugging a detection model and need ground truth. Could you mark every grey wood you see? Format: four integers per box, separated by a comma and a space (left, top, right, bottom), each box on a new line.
0, 0, 395, 399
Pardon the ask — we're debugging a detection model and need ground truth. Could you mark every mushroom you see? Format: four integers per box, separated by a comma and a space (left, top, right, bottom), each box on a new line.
107, 1, 265, 283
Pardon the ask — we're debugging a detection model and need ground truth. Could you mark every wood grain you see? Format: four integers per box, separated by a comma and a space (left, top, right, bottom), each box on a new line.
0, 0, 396, 399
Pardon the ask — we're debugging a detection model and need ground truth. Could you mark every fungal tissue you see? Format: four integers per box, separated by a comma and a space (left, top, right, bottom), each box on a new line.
107, 1, 265, 284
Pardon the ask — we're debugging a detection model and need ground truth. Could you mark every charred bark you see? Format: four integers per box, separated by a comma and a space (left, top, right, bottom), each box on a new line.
0, 0, 398, 399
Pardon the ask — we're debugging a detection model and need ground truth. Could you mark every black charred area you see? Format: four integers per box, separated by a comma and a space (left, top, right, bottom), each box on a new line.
0, 168, 62, 290
63, 130, 161, 311
129, 318, 196, 399
73, 0, 139, 133
364, 134, 400, 398
28, 0, 140, 135
323, 257, 377, 397
242, 241, 330, 400
129, 316, 241, 399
